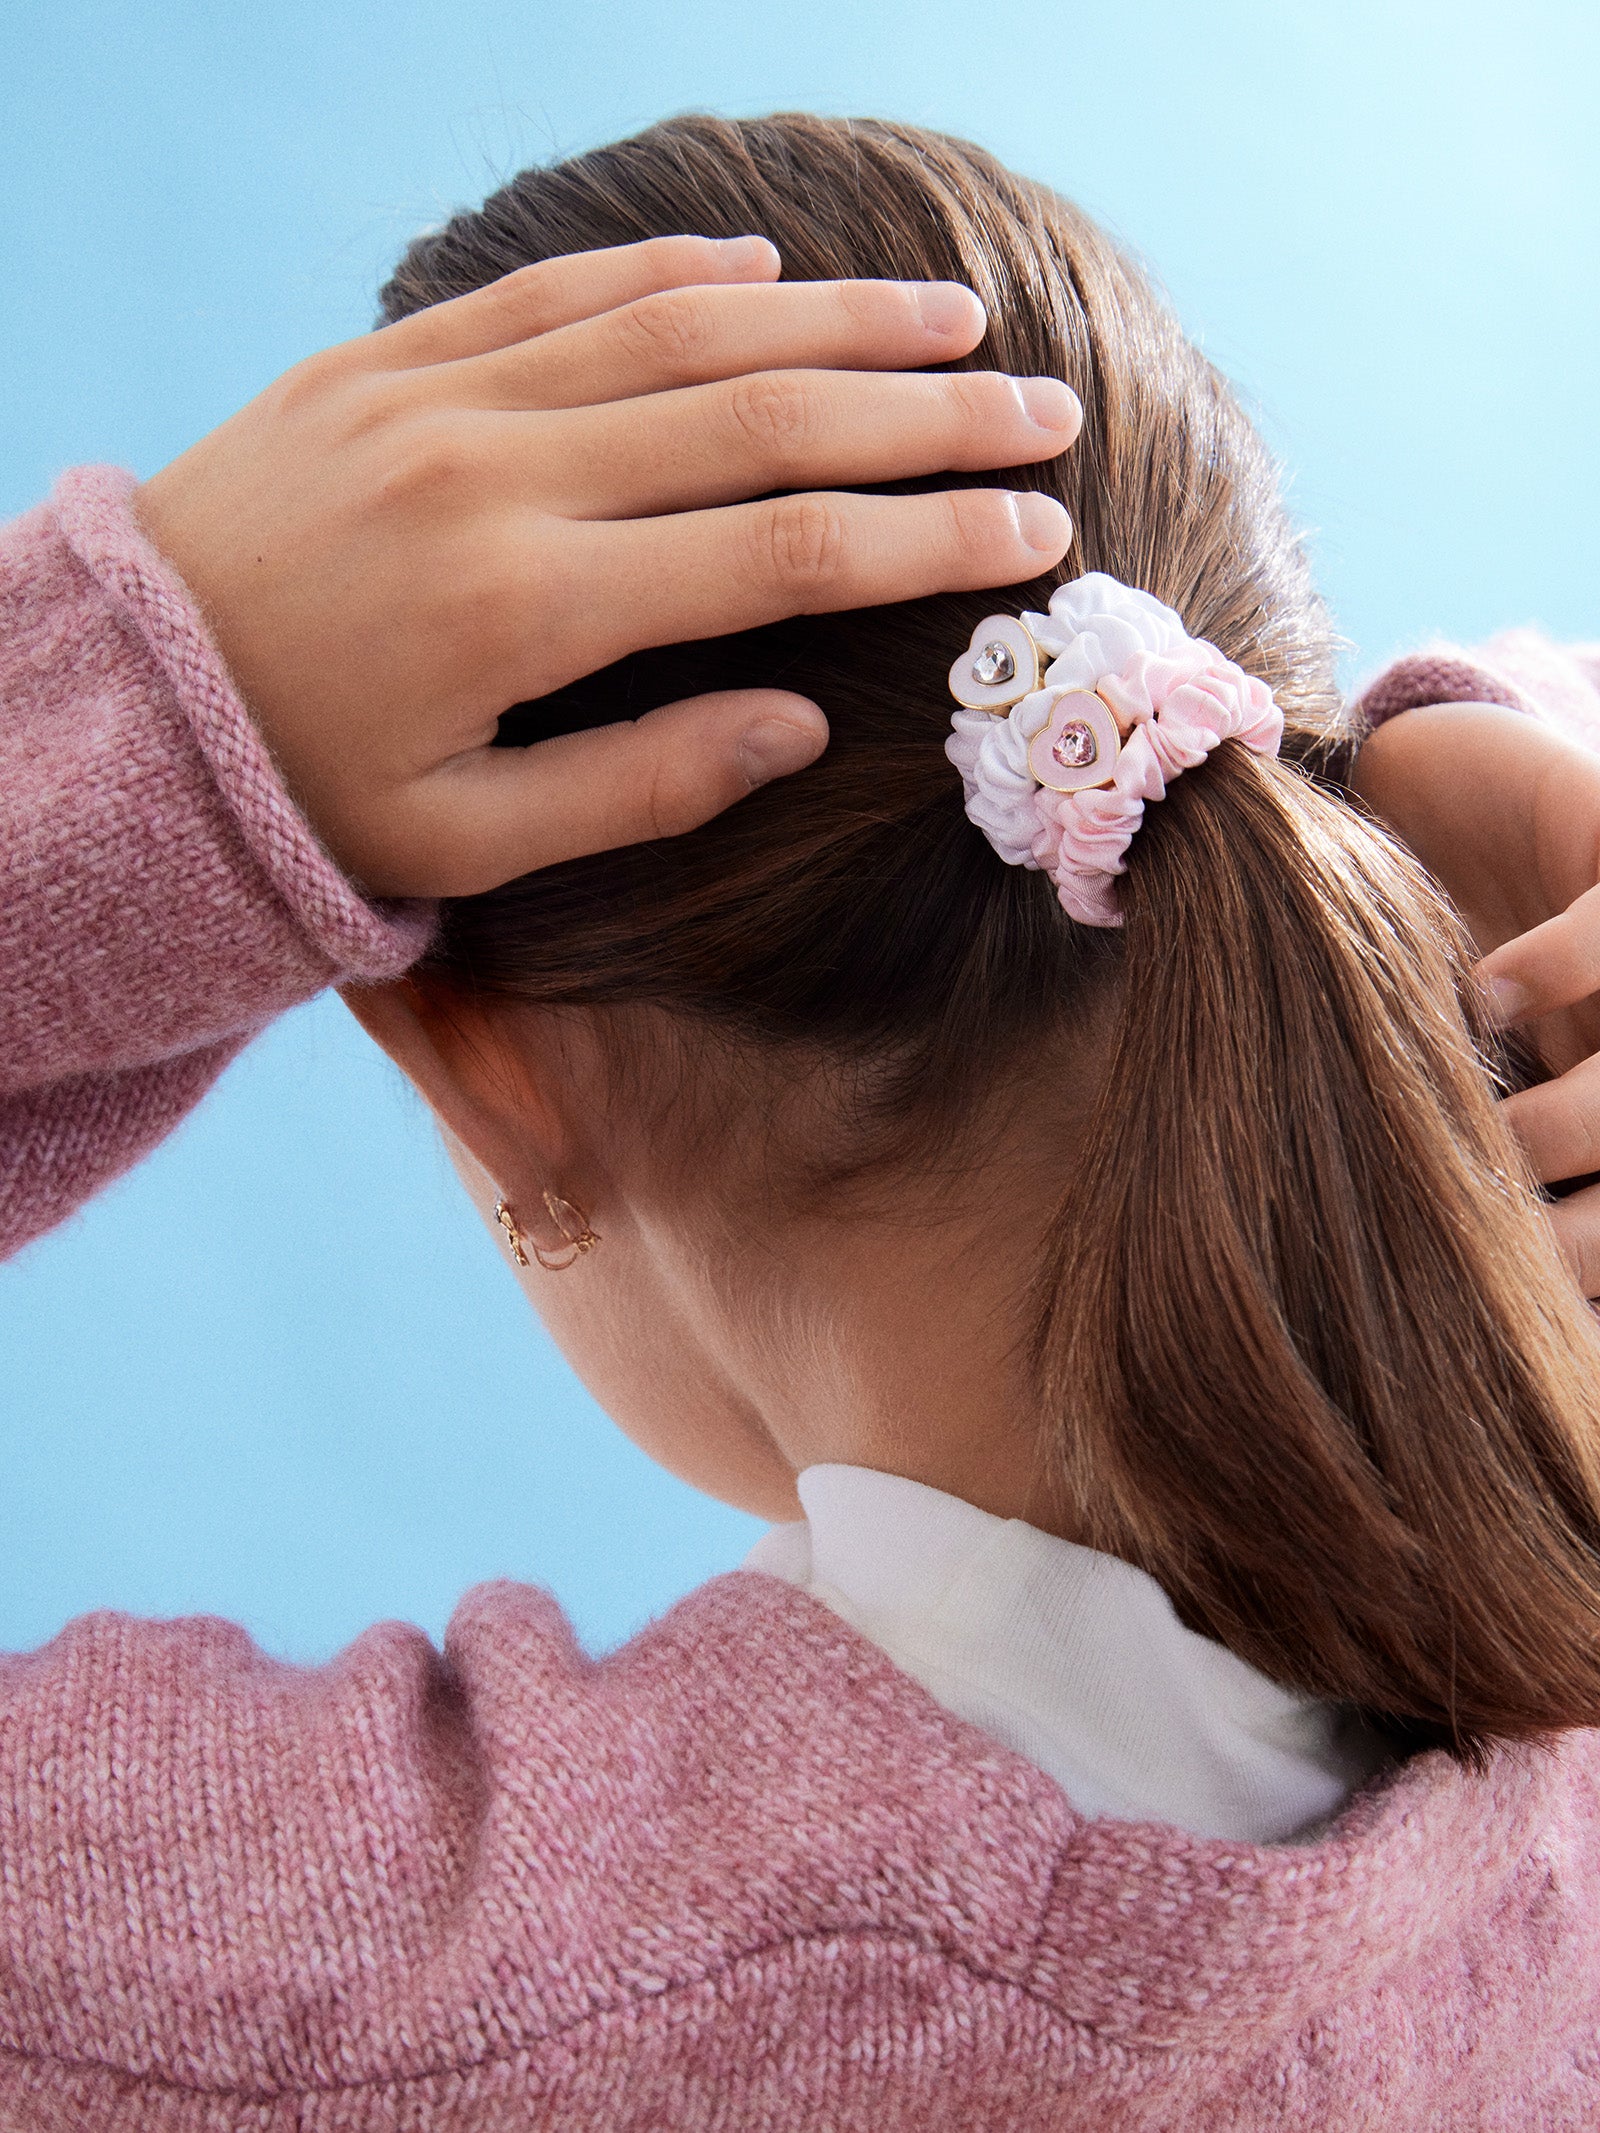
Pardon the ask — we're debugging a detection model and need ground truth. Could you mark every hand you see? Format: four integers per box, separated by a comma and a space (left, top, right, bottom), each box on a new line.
1353, 701, 1600, 1292
134, 235, 1079, 898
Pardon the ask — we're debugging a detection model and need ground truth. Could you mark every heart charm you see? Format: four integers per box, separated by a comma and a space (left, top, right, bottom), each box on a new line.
947, 614, 1042, 712
1027, 689, 1123, 792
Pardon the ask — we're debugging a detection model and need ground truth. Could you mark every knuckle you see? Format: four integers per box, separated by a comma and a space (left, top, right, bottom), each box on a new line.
647, 233, 725, 277
1571, 1108, 1600, 1183
334, 374, 413, 446
441, 541, 540, 674
472, 260, 559, 336
619, 288, 716, 372
1564, 1209, 1600, 1300
726, 374, 821, 464
946, 482, 1014, 552
439, 570, 511, 662
763, 495, 847, 592
369, 416, 472, 513
255, 350, 342, 424
947, 369, 1013, 428
834, 274, 911, 334
1525, 1081, 1600, 1192
643, 748, 709, 841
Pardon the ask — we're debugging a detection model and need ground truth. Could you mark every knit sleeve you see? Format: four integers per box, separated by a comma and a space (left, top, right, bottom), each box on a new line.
1354, 628, 1600, 753
0, 466, 436, 1261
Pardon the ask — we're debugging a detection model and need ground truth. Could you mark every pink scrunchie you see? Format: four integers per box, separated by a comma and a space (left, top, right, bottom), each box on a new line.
1037, 646, 1283, 926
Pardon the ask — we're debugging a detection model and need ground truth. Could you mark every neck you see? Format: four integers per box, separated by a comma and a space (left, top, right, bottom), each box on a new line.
692, 1177, 1076, 1538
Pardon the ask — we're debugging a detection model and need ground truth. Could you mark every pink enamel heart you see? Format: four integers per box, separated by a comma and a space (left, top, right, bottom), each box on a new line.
1027, 690, 1122, 792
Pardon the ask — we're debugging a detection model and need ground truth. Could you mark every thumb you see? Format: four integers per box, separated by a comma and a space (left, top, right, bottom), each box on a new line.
1477, 879, 1600, 1027
403, 690, 829, 897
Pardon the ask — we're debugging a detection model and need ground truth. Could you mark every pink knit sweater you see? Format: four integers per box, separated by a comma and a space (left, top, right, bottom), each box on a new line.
5, 468, 1600, 2130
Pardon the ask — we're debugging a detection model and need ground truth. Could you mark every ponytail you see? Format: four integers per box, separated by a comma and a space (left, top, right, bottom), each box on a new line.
1040, 743, 1600, 1760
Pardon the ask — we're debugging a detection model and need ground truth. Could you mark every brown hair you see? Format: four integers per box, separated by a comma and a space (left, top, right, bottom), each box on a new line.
381, 113, 1600, 1762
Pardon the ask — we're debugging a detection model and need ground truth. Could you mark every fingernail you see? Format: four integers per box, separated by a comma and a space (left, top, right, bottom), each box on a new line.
1485, 974, 1531, 1026
1016, 376, 1081, 433
917, 282, 983, 337
717, 234, 778, 270
739, 715, 827, 788
1011, 491, 1073, 554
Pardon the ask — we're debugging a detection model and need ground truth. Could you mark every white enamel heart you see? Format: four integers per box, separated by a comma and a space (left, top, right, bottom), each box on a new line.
947, 614, 1042, 712
1027, 689, 1123, 792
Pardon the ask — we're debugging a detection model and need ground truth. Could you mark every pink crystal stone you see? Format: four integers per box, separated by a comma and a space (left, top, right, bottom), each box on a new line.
1052, 720, 1098, 769
1027, 689, 1122, 793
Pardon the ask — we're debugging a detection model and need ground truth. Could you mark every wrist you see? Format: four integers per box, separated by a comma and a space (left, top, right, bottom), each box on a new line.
54, 465, 433, 974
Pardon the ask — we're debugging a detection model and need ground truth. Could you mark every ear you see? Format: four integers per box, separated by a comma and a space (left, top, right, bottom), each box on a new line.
337, 975, 568, 1198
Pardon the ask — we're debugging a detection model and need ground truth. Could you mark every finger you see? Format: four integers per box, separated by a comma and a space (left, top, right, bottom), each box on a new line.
1478, 881, 1600, 1026
363, 235, 782, 370
520, 369, 1082, 518
562, 486, 1074, 661
1541, 1181, 1600, 1301
1500, 1054, 1600, 1185
396, 691, 830, 896
452, 276, 988, 410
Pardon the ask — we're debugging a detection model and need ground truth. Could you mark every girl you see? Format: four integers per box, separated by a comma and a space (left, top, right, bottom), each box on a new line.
6, 111, 1600, 2129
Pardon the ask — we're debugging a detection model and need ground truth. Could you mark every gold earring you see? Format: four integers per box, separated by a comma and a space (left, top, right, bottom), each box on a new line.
533, 1190, 601, 1271
494, 1198, 530, 1267
494, 1192, 600, 1273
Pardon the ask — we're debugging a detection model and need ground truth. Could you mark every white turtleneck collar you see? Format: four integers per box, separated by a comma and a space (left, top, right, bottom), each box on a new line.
744, 1464, 1392, 1845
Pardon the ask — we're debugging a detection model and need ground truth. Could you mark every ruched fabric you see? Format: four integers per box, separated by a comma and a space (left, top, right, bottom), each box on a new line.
946, 576, 1284, 927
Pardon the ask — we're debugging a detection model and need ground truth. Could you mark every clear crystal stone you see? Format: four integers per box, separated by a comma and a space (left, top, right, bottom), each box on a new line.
971, 640, 1016, 687
1052, 719, 1098, 769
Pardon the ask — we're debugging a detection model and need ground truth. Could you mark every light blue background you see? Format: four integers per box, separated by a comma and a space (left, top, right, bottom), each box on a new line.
3, 0, 1596, 1662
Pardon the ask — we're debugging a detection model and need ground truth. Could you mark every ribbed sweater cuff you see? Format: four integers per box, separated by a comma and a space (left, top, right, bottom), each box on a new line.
50, 464, 435, 981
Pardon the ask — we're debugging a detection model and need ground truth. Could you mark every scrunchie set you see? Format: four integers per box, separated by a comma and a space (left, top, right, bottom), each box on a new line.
946, 572, 1285, 926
